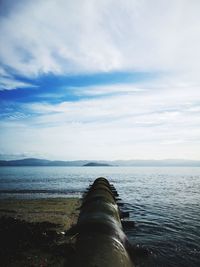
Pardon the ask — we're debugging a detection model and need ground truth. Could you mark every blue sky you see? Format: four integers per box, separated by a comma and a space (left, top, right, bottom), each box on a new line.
0, 0, 200, 160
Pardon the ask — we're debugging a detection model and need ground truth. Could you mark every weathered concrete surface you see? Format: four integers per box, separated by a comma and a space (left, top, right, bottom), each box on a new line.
71, 177, 134, 267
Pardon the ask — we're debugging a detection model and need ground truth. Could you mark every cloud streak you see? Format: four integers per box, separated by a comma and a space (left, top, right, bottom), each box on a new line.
1, 0, 200, 77
0, 0, 200, 160
1, 78, 200, 159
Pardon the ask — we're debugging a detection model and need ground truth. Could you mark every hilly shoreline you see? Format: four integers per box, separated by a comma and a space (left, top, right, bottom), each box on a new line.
0, 158, 200, 167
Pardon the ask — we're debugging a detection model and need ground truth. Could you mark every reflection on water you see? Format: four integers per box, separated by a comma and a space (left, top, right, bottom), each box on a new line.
0, 166, 200, 266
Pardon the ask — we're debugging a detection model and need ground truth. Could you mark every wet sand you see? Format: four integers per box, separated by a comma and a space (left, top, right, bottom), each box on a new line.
0, 198, 80, 267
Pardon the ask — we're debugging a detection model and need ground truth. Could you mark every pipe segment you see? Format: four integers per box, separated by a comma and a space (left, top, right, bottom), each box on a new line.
71, 177, 134, 267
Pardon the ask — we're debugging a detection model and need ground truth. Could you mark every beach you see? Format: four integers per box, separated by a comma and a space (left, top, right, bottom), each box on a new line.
0, 198, 80, 267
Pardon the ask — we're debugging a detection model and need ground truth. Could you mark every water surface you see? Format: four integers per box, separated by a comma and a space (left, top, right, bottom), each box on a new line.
0, 166, 199, 266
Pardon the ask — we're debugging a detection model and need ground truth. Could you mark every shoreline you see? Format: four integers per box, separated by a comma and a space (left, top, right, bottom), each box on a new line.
0, 197, 80, 266
0, 197, 80, 231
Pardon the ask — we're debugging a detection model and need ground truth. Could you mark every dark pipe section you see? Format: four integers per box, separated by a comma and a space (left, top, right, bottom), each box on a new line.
70, 177, 135, 267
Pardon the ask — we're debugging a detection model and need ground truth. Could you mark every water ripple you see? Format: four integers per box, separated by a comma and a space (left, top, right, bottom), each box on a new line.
0, 166, 200, 266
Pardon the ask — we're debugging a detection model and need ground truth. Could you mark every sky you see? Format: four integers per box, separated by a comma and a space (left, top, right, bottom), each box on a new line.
0, 0, 200, 161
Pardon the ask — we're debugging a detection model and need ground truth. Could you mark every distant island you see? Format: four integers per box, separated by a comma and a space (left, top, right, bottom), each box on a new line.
0, 158, 200, 167
83, 162, 111, 167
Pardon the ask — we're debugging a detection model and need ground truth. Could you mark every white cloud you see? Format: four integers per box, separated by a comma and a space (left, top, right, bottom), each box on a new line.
26, 77, 200, 125
1, 0, 200, 160
0, 65, 36, 90
70, 84, 145, 96
0, 0, 200, 77
0, 76, 37, 90
1, 78, 198, 160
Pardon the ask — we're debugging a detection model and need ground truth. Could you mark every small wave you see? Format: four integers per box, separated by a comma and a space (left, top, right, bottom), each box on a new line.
0, 189, 83, 194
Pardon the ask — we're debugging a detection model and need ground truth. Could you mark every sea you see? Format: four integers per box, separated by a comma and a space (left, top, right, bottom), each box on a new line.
0, 166, 199, 267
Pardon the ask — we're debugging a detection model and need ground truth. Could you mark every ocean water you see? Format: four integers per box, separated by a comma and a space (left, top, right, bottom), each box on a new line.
0, 166, 200, 267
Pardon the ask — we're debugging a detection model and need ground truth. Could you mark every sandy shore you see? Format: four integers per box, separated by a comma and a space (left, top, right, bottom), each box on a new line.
0, 198, 80, 231
0, 197, 80, 267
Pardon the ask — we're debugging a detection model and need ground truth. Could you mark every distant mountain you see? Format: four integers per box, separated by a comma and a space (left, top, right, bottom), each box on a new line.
0, 158, 90, 167
0, 158, 200, 167
83, 162, 111, 167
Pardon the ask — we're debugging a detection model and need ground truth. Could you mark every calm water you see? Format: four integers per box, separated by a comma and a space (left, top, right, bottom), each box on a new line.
0, 166, 200, 267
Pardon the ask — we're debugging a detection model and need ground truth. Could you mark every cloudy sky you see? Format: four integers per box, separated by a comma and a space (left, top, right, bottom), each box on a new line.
0, 0, 200, 160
